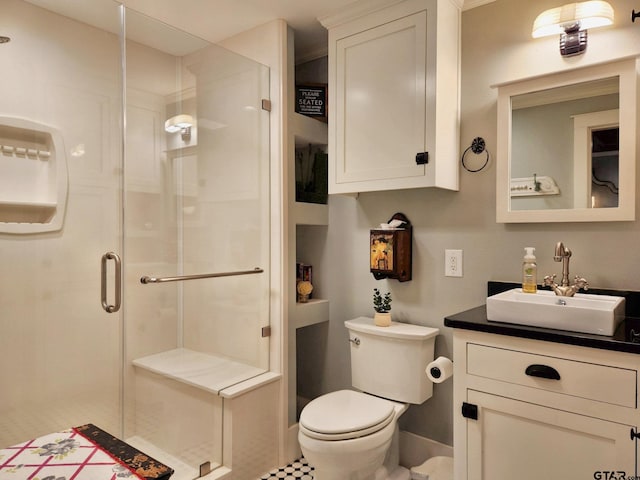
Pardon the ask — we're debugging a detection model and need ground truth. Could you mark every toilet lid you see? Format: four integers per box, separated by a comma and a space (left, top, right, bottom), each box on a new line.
299, 390, 396, 440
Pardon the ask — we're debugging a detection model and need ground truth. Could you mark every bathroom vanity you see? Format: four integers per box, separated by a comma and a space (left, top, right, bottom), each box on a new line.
446, 283, 640, 480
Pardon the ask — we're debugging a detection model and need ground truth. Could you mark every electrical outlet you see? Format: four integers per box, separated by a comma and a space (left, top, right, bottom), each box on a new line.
445, 249, 463, 277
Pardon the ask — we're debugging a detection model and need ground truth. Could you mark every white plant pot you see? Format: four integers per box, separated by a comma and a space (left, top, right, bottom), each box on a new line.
374, 312, 391, 327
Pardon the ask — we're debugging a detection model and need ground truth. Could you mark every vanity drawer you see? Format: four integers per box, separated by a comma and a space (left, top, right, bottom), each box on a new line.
467, 343, 637, 408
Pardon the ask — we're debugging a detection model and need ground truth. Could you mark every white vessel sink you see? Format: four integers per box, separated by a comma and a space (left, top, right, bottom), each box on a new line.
486, 288, 625, 336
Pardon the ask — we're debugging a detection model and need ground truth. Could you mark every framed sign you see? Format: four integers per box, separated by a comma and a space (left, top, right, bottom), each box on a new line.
295, 84, 327, 120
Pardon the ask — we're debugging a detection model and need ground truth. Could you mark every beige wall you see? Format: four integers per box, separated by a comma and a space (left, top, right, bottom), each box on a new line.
312, 0, 640, 447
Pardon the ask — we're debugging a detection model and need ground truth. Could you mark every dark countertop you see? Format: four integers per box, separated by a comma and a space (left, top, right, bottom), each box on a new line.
443, 282, 640, 355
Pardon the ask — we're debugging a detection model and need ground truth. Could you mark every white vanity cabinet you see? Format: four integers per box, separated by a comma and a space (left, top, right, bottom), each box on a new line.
320, 0, 460, 195
452, 329, 639, 480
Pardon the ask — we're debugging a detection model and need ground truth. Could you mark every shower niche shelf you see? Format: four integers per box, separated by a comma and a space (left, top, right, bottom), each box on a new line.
0, 117, 68, 234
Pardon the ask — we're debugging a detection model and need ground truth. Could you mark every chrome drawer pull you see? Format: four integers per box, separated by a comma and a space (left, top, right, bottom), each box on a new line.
525, 364, 561, 380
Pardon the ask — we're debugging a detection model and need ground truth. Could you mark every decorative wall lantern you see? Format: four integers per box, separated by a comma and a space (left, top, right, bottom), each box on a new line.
370, 213, 412, 282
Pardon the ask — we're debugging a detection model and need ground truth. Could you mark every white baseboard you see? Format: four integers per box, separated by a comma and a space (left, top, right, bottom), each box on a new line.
399, 431, 453, 469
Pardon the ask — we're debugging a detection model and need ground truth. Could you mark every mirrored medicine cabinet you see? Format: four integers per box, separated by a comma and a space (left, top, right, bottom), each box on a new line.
495, 58, 638, 223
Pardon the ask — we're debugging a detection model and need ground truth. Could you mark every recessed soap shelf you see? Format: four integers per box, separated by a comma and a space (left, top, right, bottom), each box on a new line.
1, 144, 52, 158
0, 117, 68, 233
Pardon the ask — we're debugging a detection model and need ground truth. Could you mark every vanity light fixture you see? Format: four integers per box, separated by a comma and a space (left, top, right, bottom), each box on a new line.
164, 114, 194, 141
532, 1, 614, 56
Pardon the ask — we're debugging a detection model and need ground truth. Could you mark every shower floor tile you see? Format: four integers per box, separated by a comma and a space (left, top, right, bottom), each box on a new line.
258, 457, 314, 479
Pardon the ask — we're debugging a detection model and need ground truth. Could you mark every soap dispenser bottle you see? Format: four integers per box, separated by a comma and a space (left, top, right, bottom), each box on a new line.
522, 247, 537, 293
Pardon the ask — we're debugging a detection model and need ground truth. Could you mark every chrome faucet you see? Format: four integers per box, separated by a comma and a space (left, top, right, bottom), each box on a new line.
543, 242, 589, 297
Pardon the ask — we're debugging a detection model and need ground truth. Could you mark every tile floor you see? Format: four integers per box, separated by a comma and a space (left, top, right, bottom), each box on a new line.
259, 457, 314, 479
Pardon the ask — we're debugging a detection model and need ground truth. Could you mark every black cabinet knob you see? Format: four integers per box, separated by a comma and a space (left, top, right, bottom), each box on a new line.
415, 152, 428, 165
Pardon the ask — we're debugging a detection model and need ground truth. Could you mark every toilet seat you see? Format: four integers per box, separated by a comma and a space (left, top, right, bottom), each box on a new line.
299, 390, 396, 441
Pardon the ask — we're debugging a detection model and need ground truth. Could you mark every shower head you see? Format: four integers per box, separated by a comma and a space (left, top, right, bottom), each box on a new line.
0, 36, 10, 44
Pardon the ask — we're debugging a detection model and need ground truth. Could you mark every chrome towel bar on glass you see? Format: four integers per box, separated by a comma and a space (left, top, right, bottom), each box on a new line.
140, 267, 263, 284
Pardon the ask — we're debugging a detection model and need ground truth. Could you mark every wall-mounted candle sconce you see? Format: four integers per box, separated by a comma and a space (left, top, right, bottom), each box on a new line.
164, 114, 194, 142
532, 1, 614, 56
370, 213, 412, 282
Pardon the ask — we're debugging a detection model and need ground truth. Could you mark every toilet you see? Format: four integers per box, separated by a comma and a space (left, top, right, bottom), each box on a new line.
298, 316, 439, 480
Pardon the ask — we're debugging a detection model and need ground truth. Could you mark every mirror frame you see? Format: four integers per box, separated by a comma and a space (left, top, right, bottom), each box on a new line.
496, 58, 638, 223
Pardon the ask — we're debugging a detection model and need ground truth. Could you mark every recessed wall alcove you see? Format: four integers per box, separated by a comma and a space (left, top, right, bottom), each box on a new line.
0, 117, 68, 233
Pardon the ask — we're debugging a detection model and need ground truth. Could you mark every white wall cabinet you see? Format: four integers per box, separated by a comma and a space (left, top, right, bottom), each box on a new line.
321, 0, 461, 194
452, 330, 638, 480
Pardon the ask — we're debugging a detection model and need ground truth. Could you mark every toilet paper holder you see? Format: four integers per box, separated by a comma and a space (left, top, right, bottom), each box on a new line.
430, 365, 445, 379
426, 356, 453, 383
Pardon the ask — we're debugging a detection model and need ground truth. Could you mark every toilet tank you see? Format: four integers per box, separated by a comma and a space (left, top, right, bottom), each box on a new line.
345, 317, 439, 404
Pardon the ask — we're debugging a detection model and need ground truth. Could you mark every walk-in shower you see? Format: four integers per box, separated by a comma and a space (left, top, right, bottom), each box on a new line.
0, 2, 271, 478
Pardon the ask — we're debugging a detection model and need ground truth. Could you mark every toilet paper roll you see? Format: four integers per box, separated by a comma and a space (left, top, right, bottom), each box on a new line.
426, 356, 453, 383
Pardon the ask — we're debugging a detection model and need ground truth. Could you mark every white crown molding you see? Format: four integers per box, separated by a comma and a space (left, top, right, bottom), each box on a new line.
319, 0, 406, 29
462, 0, 496, 11
319, 0, 491, 29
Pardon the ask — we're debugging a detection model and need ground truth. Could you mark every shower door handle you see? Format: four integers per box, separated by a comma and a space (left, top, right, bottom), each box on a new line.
101, 252, 122, 313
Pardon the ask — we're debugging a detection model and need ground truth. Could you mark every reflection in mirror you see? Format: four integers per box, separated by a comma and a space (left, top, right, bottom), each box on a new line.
590, 127, 619, 208
496, 58, 637, 223
510, 77, 618, 211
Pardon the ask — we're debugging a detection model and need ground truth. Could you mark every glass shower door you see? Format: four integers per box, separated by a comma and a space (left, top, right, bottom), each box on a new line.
122, 9, 271, 479
0, 4, 271, 478
0, 0, 124, 447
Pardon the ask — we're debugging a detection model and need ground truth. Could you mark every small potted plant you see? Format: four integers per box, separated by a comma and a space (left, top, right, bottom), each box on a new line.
373, 288, 392, 327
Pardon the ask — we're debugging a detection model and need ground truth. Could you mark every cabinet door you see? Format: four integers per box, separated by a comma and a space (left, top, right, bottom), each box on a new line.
334, 10, 427, 188
466, 390, 636, 480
